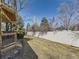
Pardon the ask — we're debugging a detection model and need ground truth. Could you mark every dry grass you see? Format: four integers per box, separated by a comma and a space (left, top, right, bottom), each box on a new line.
23, 36, 79, 59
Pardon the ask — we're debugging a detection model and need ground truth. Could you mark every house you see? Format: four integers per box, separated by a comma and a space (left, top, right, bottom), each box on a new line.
0, 0, 22, 59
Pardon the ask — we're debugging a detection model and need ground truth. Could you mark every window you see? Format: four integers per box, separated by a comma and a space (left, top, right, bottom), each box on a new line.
1, 22, 6, 31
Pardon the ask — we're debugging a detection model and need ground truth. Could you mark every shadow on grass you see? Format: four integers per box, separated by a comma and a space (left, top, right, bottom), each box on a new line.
24, 38, 32, 41
22, 38, 38, 59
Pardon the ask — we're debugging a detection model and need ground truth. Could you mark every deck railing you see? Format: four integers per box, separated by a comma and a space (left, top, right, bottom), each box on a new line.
2, 32, 17, 47
0, 0, 16, 11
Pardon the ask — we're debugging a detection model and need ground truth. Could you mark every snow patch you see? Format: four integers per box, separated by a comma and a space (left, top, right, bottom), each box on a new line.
27, 30, 79, 47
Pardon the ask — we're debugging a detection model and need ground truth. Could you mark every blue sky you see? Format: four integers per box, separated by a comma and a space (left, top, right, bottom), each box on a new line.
19, 0, 71, 26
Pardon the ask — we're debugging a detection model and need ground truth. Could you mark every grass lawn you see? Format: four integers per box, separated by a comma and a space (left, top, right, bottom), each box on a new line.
23, 36, 79, 59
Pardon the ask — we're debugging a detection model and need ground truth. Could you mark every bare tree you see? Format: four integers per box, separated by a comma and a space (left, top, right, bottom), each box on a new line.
2, 0, 28, 12
49, 17, 56, 31
17, 0, 29, 12
31, 16, 39, 36
58, 0, 79, 30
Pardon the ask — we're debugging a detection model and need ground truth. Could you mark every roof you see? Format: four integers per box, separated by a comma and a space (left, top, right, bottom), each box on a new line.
0, 3, 16, 22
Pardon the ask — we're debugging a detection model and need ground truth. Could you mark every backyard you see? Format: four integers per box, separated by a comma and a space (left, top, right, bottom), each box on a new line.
1, 0, 79, 59
23, 36, 79, 59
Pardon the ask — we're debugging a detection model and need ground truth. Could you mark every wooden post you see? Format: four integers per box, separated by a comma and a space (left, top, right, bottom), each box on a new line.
10, 22, 12, 31
9, 22, 12, 31
0, 7, 2, 47
6, 22, 9, 31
